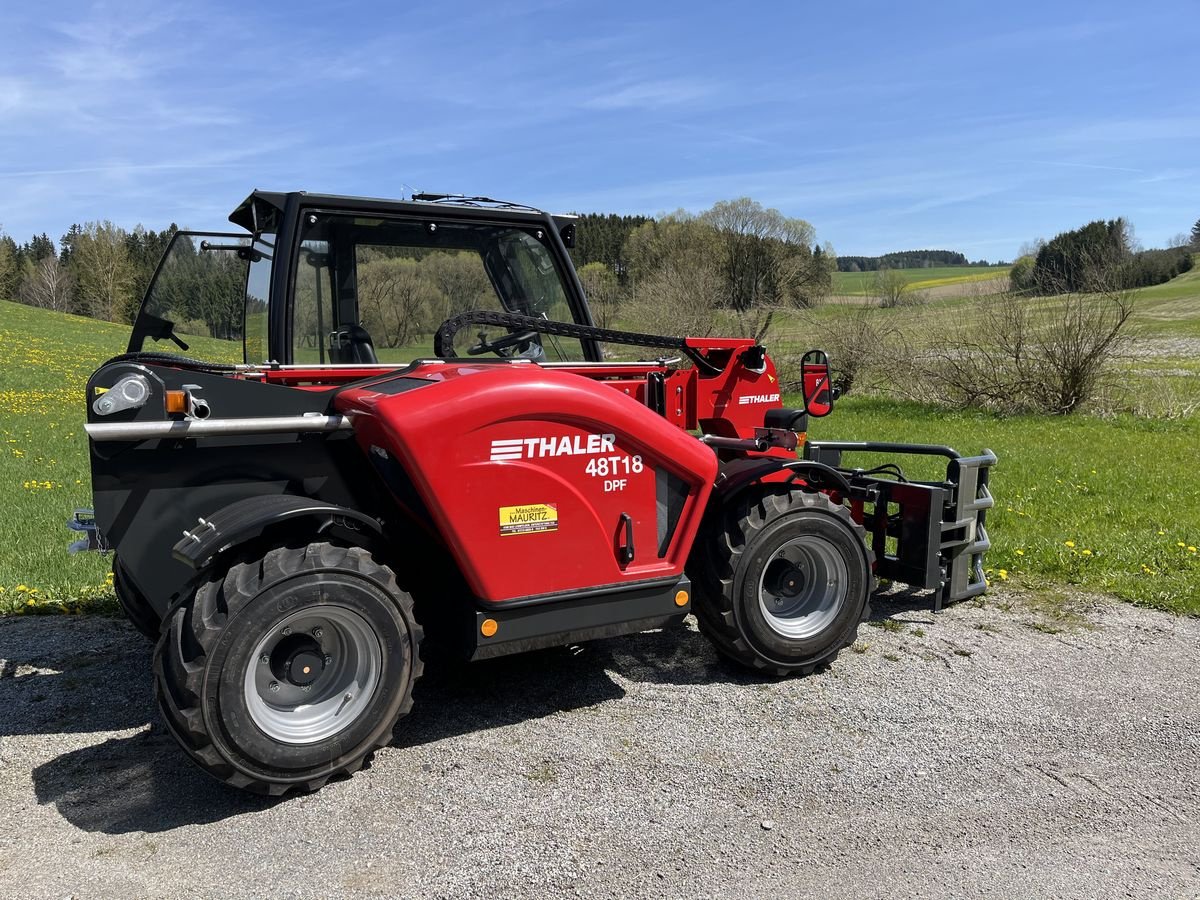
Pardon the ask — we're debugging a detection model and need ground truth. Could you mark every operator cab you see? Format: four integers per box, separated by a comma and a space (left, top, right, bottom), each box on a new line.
128, 191, 598, 365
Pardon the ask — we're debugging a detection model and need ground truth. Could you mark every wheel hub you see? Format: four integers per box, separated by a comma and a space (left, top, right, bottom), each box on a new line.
269, 634, 328, 687
244, 605, 381, 745
764, 559, 807, 602
756, 535, 850, 640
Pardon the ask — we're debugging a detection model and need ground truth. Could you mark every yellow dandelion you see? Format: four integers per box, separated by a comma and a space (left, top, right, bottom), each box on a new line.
998, 569, 1008, 580
1082, 549, 1092, 556
1065, 540, 1076, 548
17, 584, 28, 592
1015, 549, 1025, 556
1158, 530, 1166, 536
27, 598, 35, 606
1178, 542, 1187, 548
1190, 546, 1198, 553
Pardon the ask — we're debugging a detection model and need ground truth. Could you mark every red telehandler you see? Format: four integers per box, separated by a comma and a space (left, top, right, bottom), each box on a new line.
73, 191, 995, 794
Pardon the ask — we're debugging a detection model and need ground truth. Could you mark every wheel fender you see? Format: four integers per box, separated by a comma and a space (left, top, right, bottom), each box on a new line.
713, 458, 852, 508
171, 494, 382, 570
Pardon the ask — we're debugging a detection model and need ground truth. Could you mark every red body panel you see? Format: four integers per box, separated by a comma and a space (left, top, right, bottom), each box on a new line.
336, 363, 720, 603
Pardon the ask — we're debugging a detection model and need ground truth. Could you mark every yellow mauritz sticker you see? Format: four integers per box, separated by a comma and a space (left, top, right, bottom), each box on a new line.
499, 503, 559, 536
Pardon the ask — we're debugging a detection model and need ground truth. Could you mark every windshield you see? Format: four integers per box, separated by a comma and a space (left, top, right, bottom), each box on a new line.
128, 232, 251, 363
292, 214, 586, 364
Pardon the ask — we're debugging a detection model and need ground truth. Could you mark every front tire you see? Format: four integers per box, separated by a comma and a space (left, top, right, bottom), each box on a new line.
691, 488, 873, 676
154, 543, 423, 795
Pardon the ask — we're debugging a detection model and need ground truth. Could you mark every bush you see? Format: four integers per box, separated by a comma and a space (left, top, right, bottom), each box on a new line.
1009, 255, 1037, 293
913, 290, 1134, 415
1123, 247, 1194, 288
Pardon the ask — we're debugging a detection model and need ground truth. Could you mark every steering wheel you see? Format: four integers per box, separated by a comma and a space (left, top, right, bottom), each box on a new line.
467, 328, 539, 356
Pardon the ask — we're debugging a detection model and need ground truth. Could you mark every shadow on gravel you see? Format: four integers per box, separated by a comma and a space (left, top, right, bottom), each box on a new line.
25, 594, 897, 835
32, 727, 279, 833
391, 624, 758, 750
869, 585, 947, 622
0, 622, 152, 737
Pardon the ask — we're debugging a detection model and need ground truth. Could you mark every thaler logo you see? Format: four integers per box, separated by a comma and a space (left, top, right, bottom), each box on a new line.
738, 393, 781, 405
490, 433, 617, 461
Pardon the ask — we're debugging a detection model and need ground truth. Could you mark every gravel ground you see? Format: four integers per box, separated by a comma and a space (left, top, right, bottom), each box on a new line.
1, 590, 1198, 899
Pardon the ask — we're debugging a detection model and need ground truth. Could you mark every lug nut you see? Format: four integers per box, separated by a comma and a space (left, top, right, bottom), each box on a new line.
269, 681, 280, 693
324, 655, 333, 665
281, 626, 292, 636
260, 654, 270, 665
312, 627, 324, 638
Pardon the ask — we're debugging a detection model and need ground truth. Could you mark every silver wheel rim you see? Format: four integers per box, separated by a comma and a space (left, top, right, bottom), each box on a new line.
243, 605, 382, 744
757, 535, 849, 639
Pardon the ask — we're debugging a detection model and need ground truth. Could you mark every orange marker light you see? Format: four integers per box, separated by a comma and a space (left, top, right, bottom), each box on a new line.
480, 618, 498, 638
165, 390, 187, 414
674, 590, 689, 607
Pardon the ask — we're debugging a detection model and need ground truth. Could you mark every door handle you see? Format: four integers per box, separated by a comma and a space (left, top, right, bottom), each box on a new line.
617, 512, 635, 565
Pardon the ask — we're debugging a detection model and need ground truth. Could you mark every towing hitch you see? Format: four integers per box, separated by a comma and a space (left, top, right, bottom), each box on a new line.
66, 507, 106, 554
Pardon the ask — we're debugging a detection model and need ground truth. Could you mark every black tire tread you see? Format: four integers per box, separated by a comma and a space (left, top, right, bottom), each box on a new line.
153, 542, 423, 795
691, 488, 874, 677
112, 555, 162, 641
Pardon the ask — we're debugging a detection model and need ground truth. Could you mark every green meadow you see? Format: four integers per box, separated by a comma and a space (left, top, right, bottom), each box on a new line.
2, 256, 1198, 616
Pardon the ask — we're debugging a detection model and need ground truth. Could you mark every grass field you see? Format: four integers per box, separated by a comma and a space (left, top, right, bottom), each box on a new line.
0, 301, 237, 614
2, 259, 1198, 617
806, 397, 1200, 615
832, 265, 1010, 296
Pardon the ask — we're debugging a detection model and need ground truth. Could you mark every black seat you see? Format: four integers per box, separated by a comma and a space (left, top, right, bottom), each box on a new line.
332, 325, 378, 364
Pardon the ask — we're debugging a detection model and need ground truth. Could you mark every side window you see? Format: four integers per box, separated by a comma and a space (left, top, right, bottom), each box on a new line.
132, 231, 250, 363
243, 235, 275, 363
290, 213, 589, 364
291, 241, 335, 363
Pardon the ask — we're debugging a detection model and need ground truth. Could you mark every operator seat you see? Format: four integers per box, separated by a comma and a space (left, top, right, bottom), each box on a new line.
332, 325, 378, 364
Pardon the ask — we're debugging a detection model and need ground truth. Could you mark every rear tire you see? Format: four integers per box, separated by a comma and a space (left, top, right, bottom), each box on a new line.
154, 543, 423, 795
112, 556, 161, 641
691, 488, 873, 676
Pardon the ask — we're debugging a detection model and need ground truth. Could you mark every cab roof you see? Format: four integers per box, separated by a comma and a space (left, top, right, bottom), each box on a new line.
229, 190, 570, 235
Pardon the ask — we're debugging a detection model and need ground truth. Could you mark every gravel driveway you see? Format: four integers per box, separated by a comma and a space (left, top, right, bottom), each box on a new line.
1, 591, 1197, 899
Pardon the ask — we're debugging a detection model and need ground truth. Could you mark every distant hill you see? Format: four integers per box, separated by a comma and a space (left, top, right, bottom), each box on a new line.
837, 250, 985, 272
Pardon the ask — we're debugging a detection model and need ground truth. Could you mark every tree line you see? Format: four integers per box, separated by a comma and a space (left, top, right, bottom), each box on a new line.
1009, 218, 1194, 295
837, 250, 995, 272
573, 198, 835, 342
0, 221, 178, 323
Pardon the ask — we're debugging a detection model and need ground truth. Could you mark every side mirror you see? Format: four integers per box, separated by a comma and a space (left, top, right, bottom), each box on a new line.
801, 349, 834, 417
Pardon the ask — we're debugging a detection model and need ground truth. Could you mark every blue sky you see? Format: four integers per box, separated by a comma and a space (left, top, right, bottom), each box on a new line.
1, 1, 1196, 259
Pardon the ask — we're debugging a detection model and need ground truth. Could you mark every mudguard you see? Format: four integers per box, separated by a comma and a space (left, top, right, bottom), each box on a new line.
172, 494, 382, 569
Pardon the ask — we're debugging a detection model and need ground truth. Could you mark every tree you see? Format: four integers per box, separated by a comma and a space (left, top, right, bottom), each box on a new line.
70, 221, 137, 322
872, 267, 910, 308
700, 198, 831, 339
1032, 219, 1130, 294
624, 214, 726, 338
0, 233, 17, 301
356, 256, 437, 348
59, 224, 82, 268
19, 256, 73, 311
576, 262, 621, 330
26, 233, 56, 263
1009, 255, 1037, 293
1191, 219, 1200, 250
624, 199, 833, 342
570, 213, 650, 277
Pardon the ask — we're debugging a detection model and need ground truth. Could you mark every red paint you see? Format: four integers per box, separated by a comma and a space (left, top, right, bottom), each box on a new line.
244, 340, 797, 603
